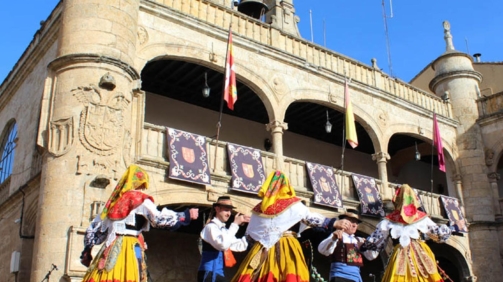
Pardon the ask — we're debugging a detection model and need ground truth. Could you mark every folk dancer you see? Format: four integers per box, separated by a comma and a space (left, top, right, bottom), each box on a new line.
80, 165, 199, 282
360, 184, 455, 282
318, 209, 378, 282
232, 171, 349, 282
198, 196, 251, 282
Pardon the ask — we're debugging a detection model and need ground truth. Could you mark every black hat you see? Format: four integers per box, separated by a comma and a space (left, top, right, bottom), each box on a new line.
213, 196, 236, 209
338, 208, 362, 223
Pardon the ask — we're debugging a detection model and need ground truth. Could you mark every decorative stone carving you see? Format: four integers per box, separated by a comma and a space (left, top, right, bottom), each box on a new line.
48, 117, 74, 156
376, 110, 388, 127
266, 120, 288, 132
487, 172, 500, 181
99, 72, 116, 91
272, 76, 287, 97
77, 154, 119, 180
137, 25, 148, 45
73, 83, 130, 156
122, 130, 132, 167
443, 21, 455, 51
485, 148, 495, 166
372, 152, 390, 163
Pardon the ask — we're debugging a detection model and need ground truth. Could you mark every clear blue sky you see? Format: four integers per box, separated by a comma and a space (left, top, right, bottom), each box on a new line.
0, 0, 501, 84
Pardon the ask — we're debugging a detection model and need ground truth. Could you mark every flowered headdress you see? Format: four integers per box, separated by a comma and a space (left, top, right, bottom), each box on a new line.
252, 171, 300, 216
387, 184, 426, 224
100, 165, 150, 220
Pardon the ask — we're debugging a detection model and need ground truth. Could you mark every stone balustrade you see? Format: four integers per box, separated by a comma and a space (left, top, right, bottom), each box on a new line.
478, 91, 503, 117
141, 123, 446, 218
147, 0, 450, 118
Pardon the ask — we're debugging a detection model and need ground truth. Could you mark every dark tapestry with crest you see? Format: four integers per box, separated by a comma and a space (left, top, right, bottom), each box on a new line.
351, 173, 385, 217
166, 127, 211, 185
227, 143, 265, 194
306, 162, 343, 209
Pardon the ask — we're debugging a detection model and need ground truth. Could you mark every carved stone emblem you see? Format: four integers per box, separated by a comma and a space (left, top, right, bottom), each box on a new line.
77, 154, 119, 180
48, 117, 74, 156
73, 84, 130, 156
137, 25, 149, 45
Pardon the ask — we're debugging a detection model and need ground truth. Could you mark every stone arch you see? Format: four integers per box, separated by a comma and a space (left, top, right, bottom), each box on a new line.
488, 137, 503, 173
383, 123, 457, 174
280, 89, 384, 154
428, 240, 472, 281
136, 43, 278, 123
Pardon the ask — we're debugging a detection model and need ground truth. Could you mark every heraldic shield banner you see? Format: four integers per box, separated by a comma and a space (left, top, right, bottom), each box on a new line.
166, 127, 211, 185
227, 143, 265, 194
306, 162, 343, 209
351, 174, 385, 217
440, 196, 468, 233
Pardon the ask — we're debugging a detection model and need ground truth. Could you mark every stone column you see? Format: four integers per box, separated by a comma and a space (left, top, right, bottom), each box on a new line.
372, 152, 392, 208
266, 120, 288, 171
452, 174, 466, 215
30, 1, 141, 281
488, 172, 501, 216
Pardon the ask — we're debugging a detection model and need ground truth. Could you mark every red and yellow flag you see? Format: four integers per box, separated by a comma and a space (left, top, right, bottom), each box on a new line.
345, 80, 358, 148
224, 27, 237, 110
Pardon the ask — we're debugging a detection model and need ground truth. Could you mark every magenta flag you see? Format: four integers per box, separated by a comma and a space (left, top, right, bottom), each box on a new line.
433, 113, 446, 172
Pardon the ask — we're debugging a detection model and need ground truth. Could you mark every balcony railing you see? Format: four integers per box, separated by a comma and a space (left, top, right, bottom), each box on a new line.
145, 0, 450, 118
140, 123, 446, 218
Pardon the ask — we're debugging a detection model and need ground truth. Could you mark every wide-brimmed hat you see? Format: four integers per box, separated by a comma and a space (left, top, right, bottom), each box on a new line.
338, 209, 362, 223
213, 196, 236, 209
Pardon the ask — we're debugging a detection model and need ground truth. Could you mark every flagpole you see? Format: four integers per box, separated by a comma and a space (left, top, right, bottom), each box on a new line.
340, 77, 348, 196
213, 23, 232, 172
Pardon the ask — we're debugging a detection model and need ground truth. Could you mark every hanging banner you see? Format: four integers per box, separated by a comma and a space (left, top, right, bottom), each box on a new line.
166, 127, 211, 185
306, 162, 343, 209
227, 143, 265, 194
440, 196, 468, 233
351, 174, 385, 217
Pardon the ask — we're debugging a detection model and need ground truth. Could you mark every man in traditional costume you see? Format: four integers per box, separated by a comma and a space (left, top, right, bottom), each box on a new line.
318, 209, 379, 282
80, 165, 199, 282
232, 170, 349, 282
360, 184, 454, 282
198, 196, 251, 282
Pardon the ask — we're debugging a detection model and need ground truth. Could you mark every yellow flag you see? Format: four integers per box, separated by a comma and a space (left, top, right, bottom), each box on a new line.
345, 80, 358, 148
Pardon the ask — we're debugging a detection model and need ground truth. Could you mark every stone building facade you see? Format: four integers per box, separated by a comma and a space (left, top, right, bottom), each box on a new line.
0, 0, 501, 281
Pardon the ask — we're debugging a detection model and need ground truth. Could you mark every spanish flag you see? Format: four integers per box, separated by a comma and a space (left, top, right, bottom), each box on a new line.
224, 27, 237, 110
345, 79, 358, 148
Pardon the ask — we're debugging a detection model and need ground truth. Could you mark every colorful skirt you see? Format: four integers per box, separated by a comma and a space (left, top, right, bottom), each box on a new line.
82, 235, 147, 282
231, 236, 310, 282
382, 240, 443, 282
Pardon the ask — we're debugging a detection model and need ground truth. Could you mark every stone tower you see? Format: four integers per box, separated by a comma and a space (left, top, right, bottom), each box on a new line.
429, 21, 502, 281
30, 0, 141, 281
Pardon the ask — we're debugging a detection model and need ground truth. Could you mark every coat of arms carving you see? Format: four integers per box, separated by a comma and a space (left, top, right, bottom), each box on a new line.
73, 85, 130, 156
48, 117, 74, 156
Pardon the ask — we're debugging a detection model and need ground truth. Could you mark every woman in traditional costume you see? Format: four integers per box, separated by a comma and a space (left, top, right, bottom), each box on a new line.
232, 170, 347, 282
360, 184, 453, 282
80, 165, 198, 282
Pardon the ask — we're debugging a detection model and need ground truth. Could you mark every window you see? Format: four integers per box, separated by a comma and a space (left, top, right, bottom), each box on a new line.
0, 121, 17, 183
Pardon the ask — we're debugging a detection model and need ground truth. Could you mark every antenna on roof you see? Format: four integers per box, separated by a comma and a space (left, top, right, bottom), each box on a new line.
323, 19, 326, 47
309, 10, 314, 42
381, 0, 394, 77
465, 37, 470, 55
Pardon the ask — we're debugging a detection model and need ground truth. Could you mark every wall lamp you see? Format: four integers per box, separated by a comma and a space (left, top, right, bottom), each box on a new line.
325, 110, 332, 133
202, 72, 211, 98
415, 141, 421, 161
